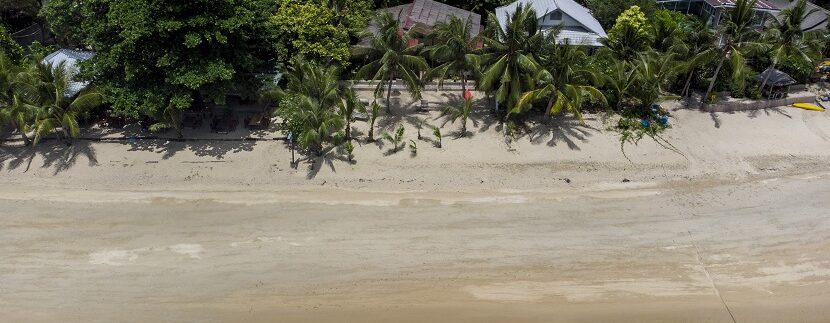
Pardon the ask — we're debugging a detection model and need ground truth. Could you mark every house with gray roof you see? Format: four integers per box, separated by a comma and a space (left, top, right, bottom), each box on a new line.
495, 0, 608, 47
767, 0, 828, 31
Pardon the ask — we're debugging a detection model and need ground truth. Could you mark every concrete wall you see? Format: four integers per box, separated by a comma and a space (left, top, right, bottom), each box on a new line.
692, 91, 816, 113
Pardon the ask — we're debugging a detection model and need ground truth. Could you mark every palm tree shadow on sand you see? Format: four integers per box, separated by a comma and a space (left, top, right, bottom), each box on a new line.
0, 140, 98, 174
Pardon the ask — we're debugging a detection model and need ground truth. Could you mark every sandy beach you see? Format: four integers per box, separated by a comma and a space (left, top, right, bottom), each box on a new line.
2, 97, 830, 322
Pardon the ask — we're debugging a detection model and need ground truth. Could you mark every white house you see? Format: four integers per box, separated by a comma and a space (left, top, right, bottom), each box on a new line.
495, 0, 608, 47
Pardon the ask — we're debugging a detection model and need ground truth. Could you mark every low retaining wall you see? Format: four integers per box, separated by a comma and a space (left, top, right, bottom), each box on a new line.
692, 91, 816, 113
348, 80, 475, 92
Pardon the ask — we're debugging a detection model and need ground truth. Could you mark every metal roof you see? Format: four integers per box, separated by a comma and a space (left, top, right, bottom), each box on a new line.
495, 0, 607, 38
399, 0, 483, 36
703, 0, 779, 11
768, 0, 828, 31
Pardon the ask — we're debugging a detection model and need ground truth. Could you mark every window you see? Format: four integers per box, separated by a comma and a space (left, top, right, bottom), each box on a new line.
549, 10, 562, 20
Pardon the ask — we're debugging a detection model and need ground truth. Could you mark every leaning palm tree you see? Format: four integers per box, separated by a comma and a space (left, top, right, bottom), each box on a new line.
478, 3, 545, 118
678, 19, 717, 98
759, 0, 825, 90
340, 87, 363, 141
603, 59, 638, 111
353, 12, 428, 113
425, 15, 480, 93
703, 0, 764, 103
31, 62, 104, 145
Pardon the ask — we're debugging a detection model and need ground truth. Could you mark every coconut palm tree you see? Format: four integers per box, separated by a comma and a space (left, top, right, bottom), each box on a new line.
30, 62, 104, 145
703, 0, 764, 103
0, 54, 38, 145
425, 15, 480, 93
516, 37, 605, 121
603, 59, 638, 111
678, 19, 717, 98
340, 87, 363, 141
759, 0, 825, 90
353, 12, 428, 114
478, 3, 544, 118
277, 58, 345, 156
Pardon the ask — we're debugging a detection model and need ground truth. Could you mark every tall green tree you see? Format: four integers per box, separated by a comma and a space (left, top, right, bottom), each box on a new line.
272, 0, 372, 65
478, 3, 544, 118
78, 0, 273, 120
703, 0, 763, 103
353, 11, 428, 113
0, 23, 23, 62
759, 0, 825, 89
602, 5, 652, 61
425, 15, 480, 93
0, 53, 36, 144
677, 18, 716, 98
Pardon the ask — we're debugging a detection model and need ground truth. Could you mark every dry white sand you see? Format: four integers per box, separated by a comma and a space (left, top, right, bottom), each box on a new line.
1, 96, 830, 322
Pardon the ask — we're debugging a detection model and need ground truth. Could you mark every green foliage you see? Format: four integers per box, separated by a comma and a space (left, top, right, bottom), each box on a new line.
478, 3, 544, 118
30, 62, 106, 144
425, 15, 480, 91
382, 123, 405, 152
0, 24, 24, 63
585, 0, 657, 30
604, 6, 652, 61
367, 100, 380, 141
443, 97, 474, 136
272, 0, 372, 65
39, 0, 86, 48
703, 0, 764, 103
275, 59, 345, 155
408, 139, 417, 156
432, 126, 441, 148
345, 139, 354, 162
353, 12, 428, 113
78, 0, 273, 120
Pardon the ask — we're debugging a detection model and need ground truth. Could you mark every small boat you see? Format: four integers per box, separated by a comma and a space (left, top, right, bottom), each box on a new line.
792, 103, 826, 111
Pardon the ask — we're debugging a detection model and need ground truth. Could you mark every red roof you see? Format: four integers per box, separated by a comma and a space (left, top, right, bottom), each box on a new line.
704, 0, 779, 11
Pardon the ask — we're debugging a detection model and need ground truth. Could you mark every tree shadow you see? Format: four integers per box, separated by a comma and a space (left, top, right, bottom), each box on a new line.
0, 140, 98, 174
122, 138, 257, 160
303, 145, 351, 179
522, 117, 598, 151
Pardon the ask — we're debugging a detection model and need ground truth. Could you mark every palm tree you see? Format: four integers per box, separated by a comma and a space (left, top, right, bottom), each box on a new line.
425, 16, 480, 93
703, 0, 763, 103
678, 19, 716, 98
603, 59, 638, 111
0, 54, 37, 145
353, 12, 428, 113
759, 0, 825, 90
278, 59, 345, 156
632, 52, 684, 111
478, 4, 544, 118
516, 37, 605, 121
340, 87, 363, 141
443, 96, 474, 136
31, 62, 104, 145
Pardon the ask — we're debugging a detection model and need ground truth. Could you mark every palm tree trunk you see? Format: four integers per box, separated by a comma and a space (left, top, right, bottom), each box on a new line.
386, 75, 393, 114
682, 70, 695, 98
61, 128, 72, 145
345, 120, 351, 141
16, 122, 30, 146
703, 53, 728, 104
461, 117, 467, 137
461, 74, 467, 94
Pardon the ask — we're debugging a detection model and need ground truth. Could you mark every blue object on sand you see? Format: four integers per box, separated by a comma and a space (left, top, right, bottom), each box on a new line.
641, 119, 651, 127
660, 116, 669, 125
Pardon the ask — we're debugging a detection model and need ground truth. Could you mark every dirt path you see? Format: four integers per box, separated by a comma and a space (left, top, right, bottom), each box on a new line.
1, 172, 829, 323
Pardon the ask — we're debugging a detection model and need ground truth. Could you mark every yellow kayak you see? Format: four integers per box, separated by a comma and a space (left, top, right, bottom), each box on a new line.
792, 103, 825, 111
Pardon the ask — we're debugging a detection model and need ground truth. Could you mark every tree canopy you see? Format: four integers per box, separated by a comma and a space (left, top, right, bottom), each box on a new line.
78, 0, 274, 119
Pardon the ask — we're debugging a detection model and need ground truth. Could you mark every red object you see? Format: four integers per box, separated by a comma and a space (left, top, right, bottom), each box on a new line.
464, 89, 473, 101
